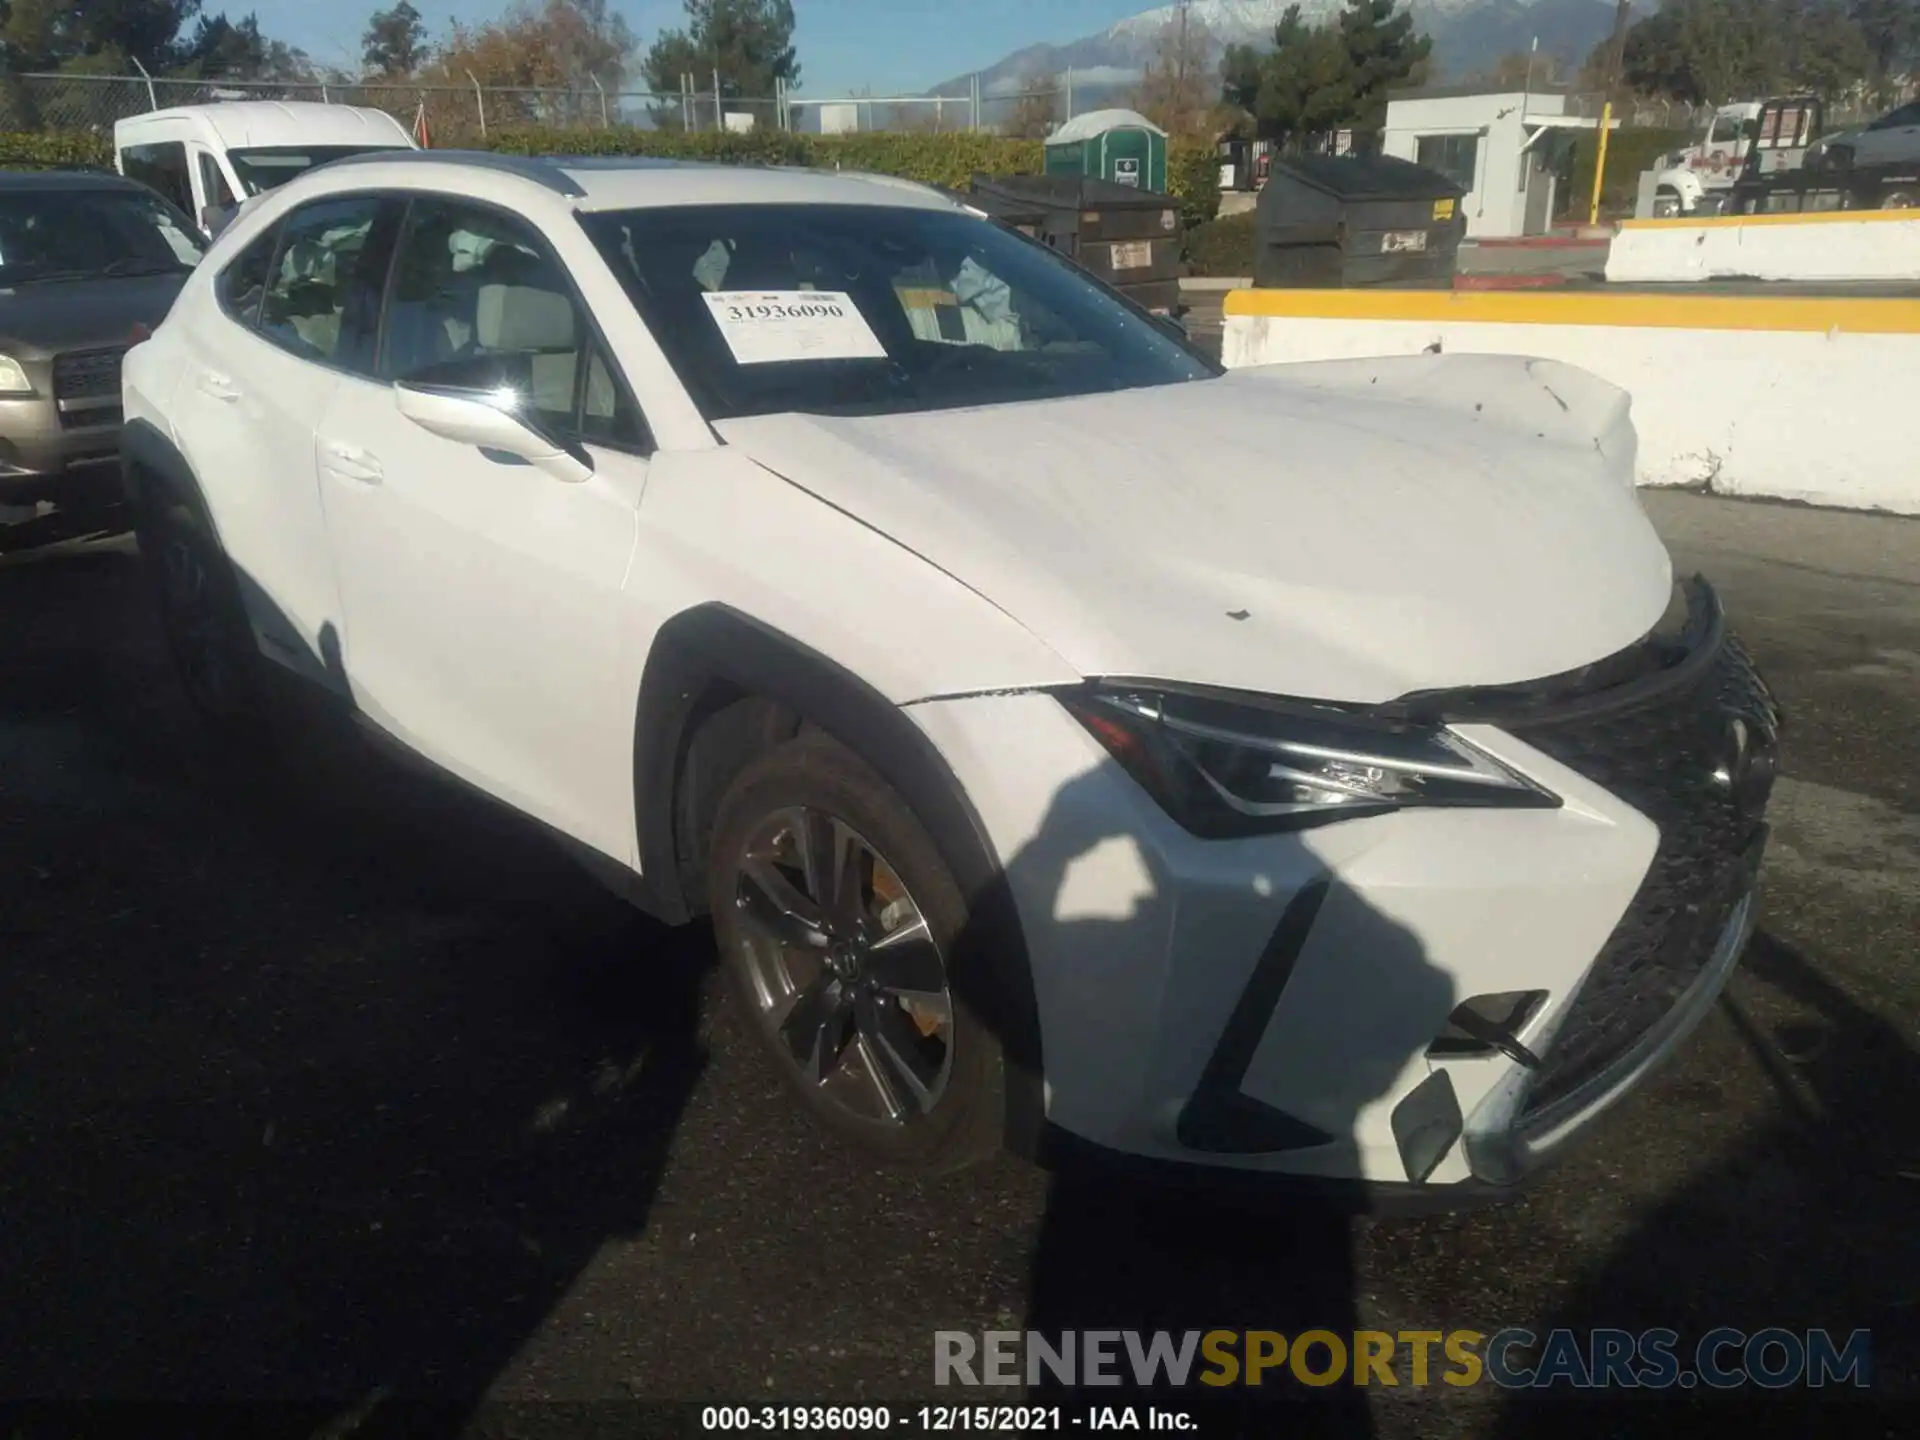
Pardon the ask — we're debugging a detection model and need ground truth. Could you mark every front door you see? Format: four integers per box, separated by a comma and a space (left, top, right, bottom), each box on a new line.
316, 196, 650, 859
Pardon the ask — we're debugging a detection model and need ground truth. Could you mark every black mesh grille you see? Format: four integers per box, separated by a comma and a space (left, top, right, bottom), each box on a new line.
1507, 631, 1779, 1115
52, 347, 124, 400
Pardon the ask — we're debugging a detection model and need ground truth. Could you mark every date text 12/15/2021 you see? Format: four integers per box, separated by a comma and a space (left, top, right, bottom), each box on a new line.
700, 1405, 1198, 1432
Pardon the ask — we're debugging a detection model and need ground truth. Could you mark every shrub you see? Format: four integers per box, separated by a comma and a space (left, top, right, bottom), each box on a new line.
1185, 210, 1256, 278
1563, 126, 1689, 217
487, 126, 1044, 190
1166, 137, 1220, 230
0, 130, 113, 171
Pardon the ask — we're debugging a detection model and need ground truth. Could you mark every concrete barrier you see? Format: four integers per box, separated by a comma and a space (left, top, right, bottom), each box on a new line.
1221, 289, 1920, 515
1606, 209, 1920, 284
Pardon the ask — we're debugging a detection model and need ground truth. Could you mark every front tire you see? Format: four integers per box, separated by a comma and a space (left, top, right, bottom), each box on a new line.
707, 732, 1005, 1169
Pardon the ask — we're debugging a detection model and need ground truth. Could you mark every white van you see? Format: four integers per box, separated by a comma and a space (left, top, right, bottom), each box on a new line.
115, 101, 415, 233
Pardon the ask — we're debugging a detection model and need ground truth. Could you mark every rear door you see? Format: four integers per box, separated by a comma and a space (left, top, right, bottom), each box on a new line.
314, 195, 649, 858
168, 192, 402, 688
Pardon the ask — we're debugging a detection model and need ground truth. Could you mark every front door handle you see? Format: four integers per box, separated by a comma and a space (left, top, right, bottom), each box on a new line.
320, 441, 384, 485
196, 371, 239, 401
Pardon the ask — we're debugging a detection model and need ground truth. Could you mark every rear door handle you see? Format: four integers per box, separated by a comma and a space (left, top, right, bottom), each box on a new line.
196, 372, 239, 401
320, 441, 384, 485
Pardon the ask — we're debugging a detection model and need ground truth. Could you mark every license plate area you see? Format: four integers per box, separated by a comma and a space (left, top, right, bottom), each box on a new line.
1381, 230, 1429, 254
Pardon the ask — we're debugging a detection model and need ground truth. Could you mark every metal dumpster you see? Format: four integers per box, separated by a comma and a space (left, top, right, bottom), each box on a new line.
967, 173, 1186, 314
1253, 154, 1467, 288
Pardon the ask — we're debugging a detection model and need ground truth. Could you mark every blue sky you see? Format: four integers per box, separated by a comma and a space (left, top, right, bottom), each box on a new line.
255, 0, 1149, 97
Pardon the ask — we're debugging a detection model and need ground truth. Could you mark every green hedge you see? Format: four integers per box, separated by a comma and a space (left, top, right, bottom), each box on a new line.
0, 130, 112, 170
2, 122, 1221, 239
1166, 138, 1220, 230
1185, 210, 1256, 278
489, 126, 1047, 191
1564, 126, 1688, 217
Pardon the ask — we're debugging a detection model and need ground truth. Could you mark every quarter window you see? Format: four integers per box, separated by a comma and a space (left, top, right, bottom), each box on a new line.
259, 196, 393, 372
381, 199, 645, 448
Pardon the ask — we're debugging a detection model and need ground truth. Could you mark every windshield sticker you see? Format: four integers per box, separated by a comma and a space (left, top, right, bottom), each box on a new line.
701, 290, 887, 365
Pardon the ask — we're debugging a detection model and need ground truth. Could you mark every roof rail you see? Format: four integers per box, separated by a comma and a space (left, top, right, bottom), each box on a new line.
318, 148, 586, 197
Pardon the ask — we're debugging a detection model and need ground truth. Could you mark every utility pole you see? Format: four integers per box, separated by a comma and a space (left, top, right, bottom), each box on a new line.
1175, 0, 1192, 126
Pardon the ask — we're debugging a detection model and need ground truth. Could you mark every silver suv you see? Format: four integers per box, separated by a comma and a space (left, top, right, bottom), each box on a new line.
0, 170, 202, 533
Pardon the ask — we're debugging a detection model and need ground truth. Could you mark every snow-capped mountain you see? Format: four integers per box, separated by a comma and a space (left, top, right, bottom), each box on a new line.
932, 0, 1619, 102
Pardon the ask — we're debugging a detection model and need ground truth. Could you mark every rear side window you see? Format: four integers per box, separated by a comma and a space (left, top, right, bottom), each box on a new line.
122, 141, 193, 214
218, 225, 278, 327
259, 195, 399, 374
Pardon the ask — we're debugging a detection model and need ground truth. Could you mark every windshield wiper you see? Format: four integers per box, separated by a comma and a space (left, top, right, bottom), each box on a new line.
103, 258, 189, 277
7, 268, 94, 285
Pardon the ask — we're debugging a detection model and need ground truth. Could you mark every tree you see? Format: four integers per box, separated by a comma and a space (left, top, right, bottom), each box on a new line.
1615, 0, 1874, 104
1003, 74, 1059, 138
429, 0, 633, 120
1848, 0, 1920, 91
1222, 6, 1359, 149
1221, 0, 1427, 150
362, 0, 426, 78
172, 10, 310, 79
2, 0, 201, 71
1131, 7, 1216, 137
639, 0, 799, 103
1336, 0, 1432, 132
1789, 0, 1876, 97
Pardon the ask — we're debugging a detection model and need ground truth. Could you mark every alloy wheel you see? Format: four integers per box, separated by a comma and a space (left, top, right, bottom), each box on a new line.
729, 806, 955, 1125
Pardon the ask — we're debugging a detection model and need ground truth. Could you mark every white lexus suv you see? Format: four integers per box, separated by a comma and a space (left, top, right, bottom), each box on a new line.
121, 150, 1779, 1205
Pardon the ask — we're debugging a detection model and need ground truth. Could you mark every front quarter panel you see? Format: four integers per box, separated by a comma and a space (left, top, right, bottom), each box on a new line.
626, 450, 1079, 703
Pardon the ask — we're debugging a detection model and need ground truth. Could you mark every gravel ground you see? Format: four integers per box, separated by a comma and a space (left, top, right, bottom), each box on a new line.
0, 493, 1914, 1439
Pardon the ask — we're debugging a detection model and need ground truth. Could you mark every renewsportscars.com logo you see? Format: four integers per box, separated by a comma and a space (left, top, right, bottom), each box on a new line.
934, 1328, 1872, 1390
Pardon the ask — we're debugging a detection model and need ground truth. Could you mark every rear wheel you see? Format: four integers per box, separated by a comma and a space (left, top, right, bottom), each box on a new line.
1882, 188, 1916, 210
1652, 187, 1683, 219
707, 733, 1004, 1169
135, 490, 267, 745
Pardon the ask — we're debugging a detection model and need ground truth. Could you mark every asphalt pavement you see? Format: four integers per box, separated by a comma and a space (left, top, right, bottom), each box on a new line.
0, 493, 1915, 1438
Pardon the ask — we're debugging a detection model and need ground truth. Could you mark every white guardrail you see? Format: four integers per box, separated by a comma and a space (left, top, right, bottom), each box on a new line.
1221, 289, 1920, 516
1606, 211, 1920, 284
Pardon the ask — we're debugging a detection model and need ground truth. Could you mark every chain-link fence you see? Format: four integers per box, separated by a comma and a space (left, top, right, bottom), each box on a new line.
2, 71, 1907, 144
0, 71, 781, 142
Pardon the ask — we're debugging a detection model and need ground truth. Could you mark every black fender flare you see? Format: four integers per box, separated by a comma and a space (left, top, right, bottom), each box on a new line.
633, 602, 1046, 1154
120, 417, 211, 526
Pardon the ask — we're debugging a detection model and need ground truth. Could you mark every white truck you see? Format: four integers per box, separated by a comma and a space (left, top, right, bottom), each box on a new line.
114, 101, 415, 237
1643, 102, 1762, 218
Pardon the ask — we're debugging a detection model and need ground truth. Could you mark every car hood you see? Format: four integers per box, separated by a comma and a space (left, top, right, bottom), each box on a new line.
714, 354, 1675, 705
0, 272, 189, 358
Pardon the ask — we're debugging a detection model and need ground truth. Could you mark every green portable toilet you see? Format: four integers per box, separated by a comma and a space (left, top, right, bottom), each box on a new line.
1044, 108, 1168, 194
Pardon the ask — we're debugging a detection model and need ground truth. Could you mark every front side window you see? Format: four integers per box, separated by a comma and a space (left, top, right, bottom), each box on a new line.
259, 195, 393, 370
121, 141, 193, 214
1870, 102, 1920, 131
0, 185, 201, 284
581, 202, 1214, 423
228, 145, 410, 197
382, 198, 645, 447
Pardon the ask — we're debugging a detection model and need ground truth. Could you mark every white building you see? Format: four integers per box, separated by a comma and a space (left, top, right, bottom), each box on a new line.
1381, 86, 1617, 239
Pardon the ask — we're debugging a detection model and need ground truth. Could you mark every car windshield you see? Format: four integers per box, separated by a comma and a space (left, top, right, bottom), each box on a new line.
582, 202, 1217, 421
228, 145, 408, 196
0, 186, 203, 283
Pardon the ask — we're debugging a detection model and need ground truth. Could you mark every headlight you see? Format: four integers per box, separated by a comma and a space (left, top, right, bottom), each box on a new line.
0, 355, 32, 396
1060, 686, 1559, 837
